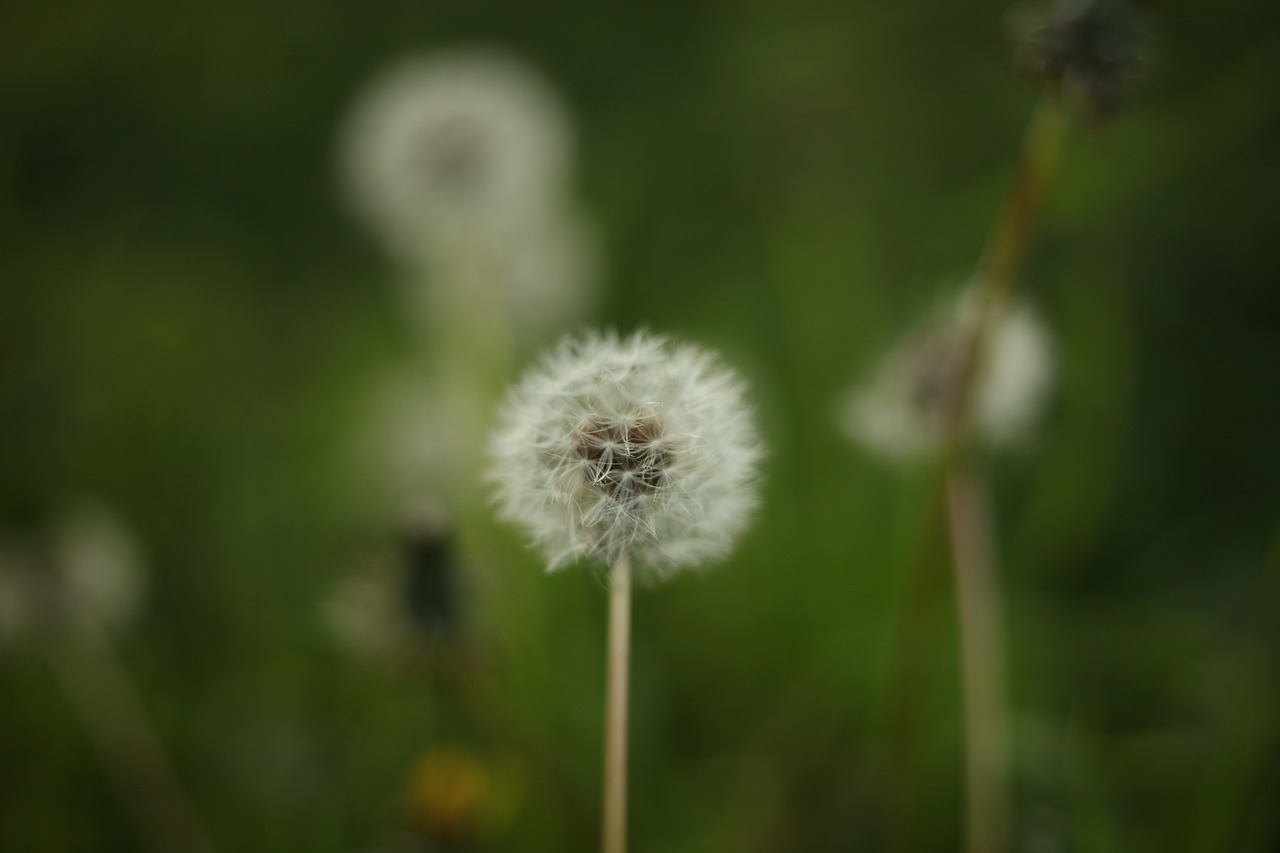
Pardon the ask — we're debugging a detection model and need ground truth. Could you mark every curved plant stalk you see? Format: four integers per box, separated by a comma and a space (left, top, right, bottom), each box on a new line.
880, 95, 1069, 853
50, 620, 218, 853
941, 95, 1067, 853
945, 96, 1067, 453
945, 465, 1010, 853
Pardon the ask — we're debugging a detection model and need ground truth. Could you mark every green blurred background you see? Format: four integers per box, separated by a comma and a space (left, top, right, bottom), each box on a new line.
3, 0, 1279, 850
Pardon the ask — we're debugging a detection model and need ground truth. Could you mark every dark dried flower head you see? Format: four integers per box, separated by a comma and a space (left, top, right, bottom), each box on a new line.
324, 505, 468, 667
400, 508, 462, 645
1011, 0, 1156, 121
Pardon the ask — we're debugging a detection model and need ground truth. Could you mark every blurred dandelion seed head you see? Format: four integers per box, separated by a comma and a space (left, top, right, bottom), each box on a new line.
339, 48, 573, 260
971, 298, 1056, 446
54, 503, 145, 631
0, 502, 144, 646
842, 291, 1054, 458
489, 330, 763, 578
339, 47, 599, 344
324, 567, 405, 664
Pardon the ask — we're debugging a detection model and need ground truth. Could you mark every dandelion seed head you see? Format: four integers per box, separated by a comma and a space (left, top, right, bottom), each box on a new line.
973, 300, 1055, 446
55, 503, 145, 631
0, 502, 144, 647
339, 48, 573, 262
842, 291, 1053, 459
489, 330, 763, 578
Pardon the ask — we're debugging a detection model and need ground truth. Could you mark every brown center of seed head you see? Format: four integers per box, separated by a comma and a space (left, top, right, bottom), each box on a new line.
417, 116, 491, 196
909, 329, 969, 426
577, 415, 671, 499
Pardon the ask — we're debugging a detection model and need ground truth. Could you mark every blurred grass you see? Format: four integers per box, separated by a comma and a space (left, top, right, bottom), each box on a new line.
3, 0, 1280, 850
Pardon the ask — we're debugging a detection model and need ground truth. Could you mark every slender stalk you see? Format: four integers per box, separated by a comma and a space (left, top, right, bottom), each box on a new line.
49, 621, 218, 853
879, 478, 950, 852
880, 97, 1067, 848
976, 98, 1068, 303
601, 554, 632, 853
945, 465, 1010, 853
930, 96, 1065, 853
944, 96, 1067, 453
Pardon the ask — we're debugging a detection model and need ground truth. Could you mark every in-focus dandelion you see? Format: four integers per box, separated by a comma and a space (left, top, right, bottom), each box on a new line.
489, 331, 763, 578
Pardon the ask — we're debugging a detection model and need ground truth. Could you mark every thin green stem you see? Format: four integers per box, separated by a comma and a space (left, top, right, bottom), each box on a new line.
937, 97, 1067, 853
944, 96, 1068, 457
946, 466, 1010, 853
881, 94, 1069, 850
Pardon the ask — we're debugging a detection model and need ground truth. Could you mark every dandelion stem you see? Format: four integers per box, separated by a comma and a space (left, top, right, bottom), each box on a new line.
945, 465, 1010, 853
602, 553, 632, 853
977, 96, 1068, 302
946, 96, 1067, 451
931, 95, 1066, 853
49, 620, 218, 853
879, 480, 950, 852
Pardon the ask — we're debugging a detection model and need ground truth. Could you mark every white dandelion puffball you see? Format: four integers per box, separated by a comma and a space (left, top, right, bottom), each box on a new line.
489, 331, 763, 578
339, 47, 573, 262
53, 503, 145, 632
842, 293, 1054, 458
0, 502, 144, 646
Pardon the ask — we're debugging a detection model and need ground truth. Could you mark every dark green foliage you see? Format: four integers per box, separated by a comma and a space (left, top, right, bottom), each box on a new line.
2, 0, 1279, 850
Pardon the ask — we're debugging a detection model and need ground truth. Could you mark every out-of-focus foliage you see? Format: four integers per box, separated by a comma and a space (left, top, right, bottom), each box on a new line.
2, 0, 1278, 850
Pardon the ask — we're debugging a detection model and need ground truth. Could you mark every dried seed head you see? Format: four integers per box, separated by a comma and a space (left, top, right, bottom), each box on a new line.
1010, 0, 1155, 122
488, 330, 763, 578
